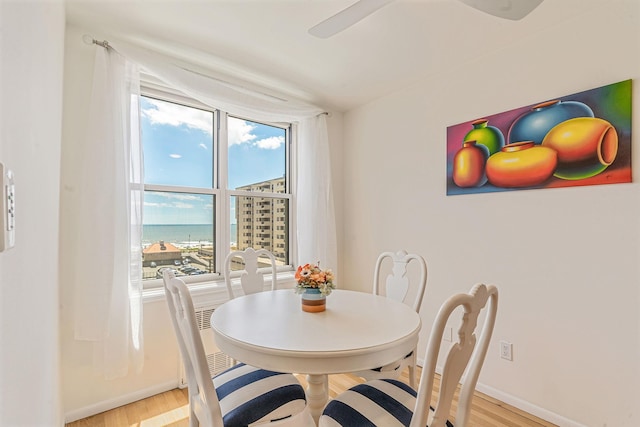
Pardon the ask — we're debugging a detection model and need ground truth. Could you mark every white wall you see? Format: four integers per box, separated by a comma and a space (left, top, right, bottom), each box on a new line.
339, 1, 640, 426
0, 1, 65, 425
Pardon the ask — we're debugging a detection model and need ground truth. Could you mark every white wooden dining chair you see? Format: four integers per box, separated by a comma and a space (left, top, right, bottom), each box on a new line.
224, 247, 278, 300
162, 270, 315, 427
320, 283, 499, 427
353, 250, 428, 387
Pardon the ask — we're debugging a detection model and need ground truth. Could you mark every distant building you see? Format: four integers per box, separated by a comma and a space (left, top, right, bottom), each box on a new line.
143, 240, 182, 266
236, 177, 288, 265
198, 245, 213, 258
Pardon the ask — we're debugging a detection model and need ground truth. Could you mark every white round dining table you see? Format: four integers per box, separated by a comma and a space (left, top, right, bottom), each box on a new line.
210, 288, 421, 423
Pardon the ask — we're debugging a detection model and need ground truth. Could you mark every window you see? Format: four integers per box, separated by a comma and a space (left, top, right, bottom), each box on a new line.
140, 93, 292, 285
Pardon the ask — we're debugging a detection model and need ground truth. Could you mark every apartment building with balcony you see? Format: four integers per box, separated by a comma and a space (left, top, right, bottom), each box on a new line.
236, 177, 288, 266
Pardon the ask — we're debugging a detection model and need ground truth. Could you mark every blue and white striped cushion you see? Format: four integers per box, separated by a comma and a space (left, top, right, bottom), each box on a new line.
213, 363, 307, 426
319, 379, 453, 427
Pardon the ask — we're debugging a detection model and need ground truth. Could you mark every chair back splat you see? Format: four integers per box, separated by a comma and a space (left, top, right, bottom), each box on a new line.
163, 269, 315, 427
224, 247, 278, 300
354, 249, 428, 387
163, 270, 222, 426
414, 283, 498, 427
320, 283, 498, 427
373, 250, 428, 312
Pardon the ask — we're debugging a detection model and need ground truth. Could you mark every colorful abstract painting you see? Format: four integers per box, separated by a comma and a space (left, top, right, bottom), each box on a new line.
446, 79, 632, 195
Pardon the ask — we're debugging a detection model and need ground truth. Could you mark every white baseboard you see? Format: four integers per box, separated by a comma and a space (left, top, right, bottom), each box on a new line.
420, 359, 585, 427
474, 382, 586, 427
63, 380, 178, 424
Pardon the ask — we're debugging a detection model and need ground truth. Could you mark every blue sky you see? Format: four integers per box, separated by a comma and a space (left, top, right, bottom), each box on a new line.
140, 96, 286, 224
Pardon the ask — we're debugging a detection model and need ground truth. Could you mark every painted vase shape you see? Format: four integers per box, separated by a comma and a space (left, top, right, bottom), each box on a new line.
301, 288, 326, 313
463, 119, 505, 155
453, 140, 489, 188
486, 141, 557, 188
507, 100, 594, 145
542, 117, 618, 180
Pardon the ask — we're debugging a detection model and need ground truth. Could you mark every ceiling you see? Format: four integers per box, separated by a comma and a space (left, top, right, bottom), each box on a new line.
65, 0, 605, 112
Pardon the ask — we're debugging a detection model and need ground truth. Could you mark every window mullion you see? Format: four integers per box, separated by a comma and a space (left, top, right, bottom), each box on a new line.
227, 190, 291, 199
289, 123, 298, 266
144, 184, 216, 195
217, 111, 230, 274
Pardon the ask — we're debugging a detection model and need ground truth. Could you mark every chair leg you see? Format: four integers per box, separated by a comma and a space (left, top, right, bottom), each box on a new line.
189, 411, 199, 427
408, 352, 417, 388
408, 364, 416, 388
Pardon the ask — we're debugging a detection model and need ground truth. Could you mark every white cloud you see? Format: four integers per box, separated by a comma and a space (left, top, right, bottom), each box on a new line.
160, 193, 203, 201
145, 193, 201, 210
144, 108, 281, 151
142, 98, 213, 135
144, 201, 194, 209
169, 154, 182, 159
255, 136, 284, 149
174, 202, 195, 209
144, 200, 194, 209
228, 117, 257, 146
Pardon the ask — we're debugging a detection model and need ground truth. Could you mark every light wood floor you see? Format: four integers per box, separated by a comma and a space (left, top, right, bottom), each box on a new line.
66, 369, 557, 427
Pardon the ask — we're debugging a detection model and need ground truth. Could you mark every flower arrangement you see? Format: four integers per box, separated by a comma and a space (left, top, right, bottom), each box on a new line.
294, 263, 335, 296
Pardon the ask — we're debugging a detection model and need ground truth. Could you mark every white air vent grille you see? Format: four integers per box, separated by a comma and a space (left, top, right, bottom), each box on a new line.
207, 352, 232, 376
196, 307, 215, 330
179, 305, 232, 388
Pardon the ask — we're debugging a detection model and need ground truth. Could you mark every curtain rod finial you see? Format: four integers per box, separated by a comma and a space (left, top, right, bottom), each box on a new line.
82, 34, 110, 48
82, 34, 94, 45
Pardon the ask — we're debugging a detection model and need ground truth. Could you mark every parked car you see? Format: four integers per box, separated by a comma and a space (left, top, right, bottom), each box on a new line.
156, 267, 178, 279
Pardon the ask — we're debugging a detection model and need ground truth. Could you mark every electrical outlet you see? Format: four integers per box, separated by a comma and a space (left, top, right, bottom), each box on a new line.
500, 340, 513, 361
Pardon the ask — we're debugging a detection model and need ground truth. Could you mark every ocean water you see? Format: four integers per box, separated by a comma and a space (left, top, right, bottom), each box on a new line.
142, 224, 237, 247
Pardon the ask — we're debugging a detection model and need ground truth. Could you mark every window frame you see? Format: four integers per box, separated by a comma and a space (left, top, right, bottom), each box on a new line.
139, 85, 296, 290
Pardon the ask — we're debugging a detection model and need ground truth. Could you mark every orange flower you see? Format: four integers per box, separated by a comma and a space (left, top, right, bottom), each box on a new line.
294, 263, 336, 296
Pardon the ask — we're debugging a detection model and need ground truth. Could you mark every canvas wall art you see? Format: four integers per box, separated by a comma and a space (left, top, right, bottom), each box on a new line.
446, 79, 632, 196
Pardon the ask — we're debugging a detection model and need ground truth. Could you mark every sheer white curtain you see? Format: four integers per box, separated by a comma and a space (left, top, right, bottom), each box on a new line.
297, 115, 337, 270
74, 45, 144, 379
112, 40, 338, 271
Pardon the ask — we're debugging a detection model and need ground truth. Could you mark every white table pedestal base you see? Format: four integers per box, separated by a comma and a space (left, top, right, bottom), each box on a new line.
306, 373, 328, 424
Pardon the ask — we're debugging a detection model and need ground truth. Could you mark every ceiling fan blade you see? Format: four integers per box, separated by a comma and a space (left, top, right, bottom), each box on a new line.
457, 0, 543, 20
308, 0, 395, 39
